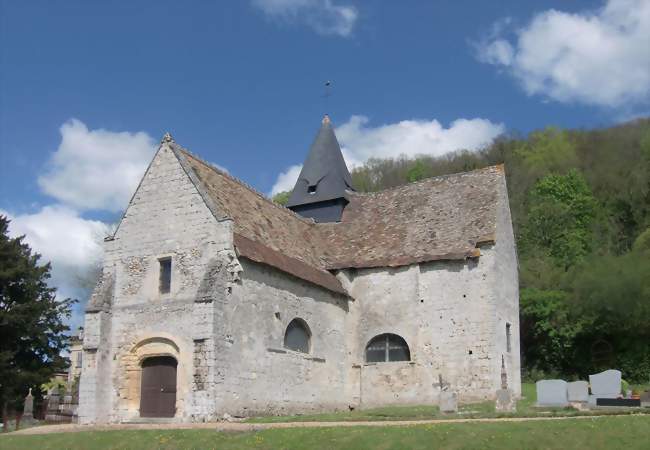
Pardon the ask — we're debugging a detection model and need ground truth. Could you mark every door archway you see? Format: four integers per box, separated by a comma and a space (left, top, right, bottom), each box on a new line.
139, 356, 178, 417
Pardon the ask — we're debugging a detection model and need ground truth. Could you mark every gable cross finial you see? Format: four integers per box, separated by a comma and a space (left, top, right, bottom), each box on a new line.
161, 132, 175, 144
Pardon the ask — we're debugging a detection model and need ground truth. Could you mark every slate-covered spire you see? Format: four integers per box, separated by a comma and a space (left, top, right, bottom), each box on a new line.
286, 115, 355, 223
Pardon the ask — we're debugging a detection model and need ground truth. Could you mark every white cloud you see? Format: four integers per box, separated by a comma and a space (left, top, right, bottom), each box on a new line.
2, 205, 111, 326
1, 205, 109, 284
270, 115, 504, 194
3, 117, 157, 326
478, 39, 514, 66
252, 0, 358, 37
38, 119, 156, 212
337, 115, 505, 164
270, 164, 302, 195
475, 0, 650, 108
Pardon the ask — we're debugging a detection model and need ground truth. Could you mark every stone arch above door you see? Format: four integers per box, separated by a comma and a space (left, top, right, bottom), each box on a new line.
117, 333, 189, 420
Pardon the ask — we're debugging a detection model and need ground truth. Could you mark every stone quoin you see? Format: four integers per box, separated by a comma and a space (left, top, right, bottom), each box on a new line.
78, 116, 521, 424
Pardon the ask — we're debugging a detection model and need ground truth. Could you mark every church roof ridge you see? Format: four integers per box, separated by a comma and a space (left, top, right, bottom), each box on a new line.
176, 147, 316, 225
347, 164, 504, 198
166, 138, 504, 289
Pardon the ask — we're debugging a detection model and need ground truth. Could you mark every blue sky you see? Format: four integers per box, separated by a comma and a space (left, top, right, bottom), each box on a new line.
1, 0, 649, 324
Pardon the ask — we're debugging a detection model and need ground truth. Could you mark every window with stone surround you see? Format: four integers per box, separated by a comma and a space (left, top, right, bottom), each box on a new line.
284, 318, 311, 353
159, 257, 172, 294
506, 323, 512, 353
365, 333, 410, 363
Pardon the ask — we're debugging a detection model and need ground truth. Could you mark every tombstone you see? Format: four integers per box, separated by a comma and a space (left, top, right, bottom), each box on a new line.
495, 389, 516, 412
589, 369, 621, 398
567, 381, 589, 403
439, 391, 458, 413
22, 388, 34, 423
58, 394, 76, 422
23, 388, 34, 418
639, 391, 650, 408
45, 393, 61, 422
536, 380, 568, 407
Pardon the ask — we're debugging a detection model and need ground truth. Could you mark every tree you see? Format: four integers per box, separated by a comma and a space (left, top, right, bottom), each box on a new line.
632, 227, 650, 253
515, 127, 578, 177
406, 160, 428, 182
0, 216, 74, 430
272, 191, 291, 206
570, 243, 650, 382
519, 288, 591, 377
521, 170, 597, 270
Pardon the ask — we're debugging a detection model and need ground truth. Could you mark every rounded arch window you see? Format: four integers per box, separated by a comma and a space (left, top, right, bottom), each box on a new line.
365, 333, 410, 362
284, 318, 311, 353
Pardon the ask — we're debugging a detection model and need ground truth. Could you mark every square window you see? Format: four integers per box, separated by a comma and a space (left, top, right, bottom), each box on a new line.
159, 257, 172, 294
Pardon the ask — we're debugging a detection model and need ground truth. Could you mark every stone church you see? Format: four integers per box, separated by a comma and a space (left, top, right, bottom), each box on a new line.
78, 115, 520, 424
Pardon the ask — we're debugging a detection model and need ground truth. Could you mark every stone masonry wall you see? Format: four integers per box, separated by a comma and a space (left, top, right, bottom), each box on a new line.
212, 259, 353, 416
346, 255, 496, 407
490, 173, 521, 396
79, 142, 232, 423
345, 178, 520, 407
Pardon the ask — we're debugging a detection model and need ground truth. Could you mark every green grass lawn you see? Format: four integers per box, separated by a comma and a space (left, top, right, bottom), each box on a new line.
3, 416, 650, 450
246, 383, 649, 423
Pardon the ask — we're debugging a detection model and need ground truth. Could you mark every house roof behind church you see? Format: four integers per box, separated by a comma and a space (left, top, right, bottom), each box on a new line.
175, 145, 503, 293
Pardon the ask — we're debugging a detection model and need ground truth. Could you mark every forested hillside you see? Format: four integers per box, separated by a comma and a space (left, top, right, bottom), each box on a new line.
274, 118, 650, 382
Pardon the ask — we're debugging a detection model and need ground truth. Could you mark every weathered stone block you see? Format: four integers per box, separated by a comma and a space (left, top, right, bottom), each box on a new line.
589, 369, 621, 398
495, 388, 516, 412
567, 381, 589, 403
536, 380, 568, 407
439, 391, 458, 413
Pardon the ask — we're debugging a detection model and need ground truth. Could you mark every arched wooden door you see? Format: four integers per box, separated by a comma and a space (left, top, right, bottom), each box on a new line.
140, 356, 177, 418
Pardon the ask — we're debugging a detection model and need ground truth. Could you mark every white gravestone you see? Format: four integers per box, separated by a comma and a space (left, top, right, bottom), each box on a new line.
567, 381, 589, 403
495, 389, 516, 412
23, 388, 34, 417
536, 380, 568, 407
439, 391, 458, 413
589, 370, 621, 398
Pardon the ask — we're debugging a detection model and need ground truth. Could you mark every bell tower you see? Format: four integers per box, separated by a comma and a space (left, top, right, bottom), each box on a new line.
286, 115, 355, 222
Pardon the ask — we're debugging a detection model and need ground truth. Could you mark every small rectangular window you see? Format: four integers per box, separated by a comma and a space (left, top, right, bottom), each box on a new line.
506, 323, 512, 353
76, 351, 83, 368
159, 257, 172, 294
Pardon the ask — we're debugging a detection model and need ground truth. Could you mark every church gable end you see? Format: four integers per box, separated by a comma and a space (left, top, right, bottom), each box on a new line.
104, 135, 233, 305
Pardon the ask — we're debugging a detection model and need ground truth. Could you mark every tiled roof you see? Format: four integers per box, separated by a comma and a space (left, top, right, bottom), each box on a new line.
174, 145, 503, 295
318, 167, 500, 269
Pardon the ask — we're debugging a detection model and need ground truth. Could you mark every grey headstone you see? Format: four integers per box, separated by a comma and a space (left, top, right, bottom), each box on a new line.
46, 393, 60, 413
536, 379, 568, 407
567, 381, 589, 402
495, 389, 516, 412
589, 369, 621, 398
439, 391, 458, 413
23, 388, 34, 417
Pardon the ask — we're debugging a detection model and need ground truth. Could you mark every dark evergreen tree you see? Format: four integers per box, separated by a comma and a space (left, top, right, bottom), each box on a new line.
0, 215, 74, 430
